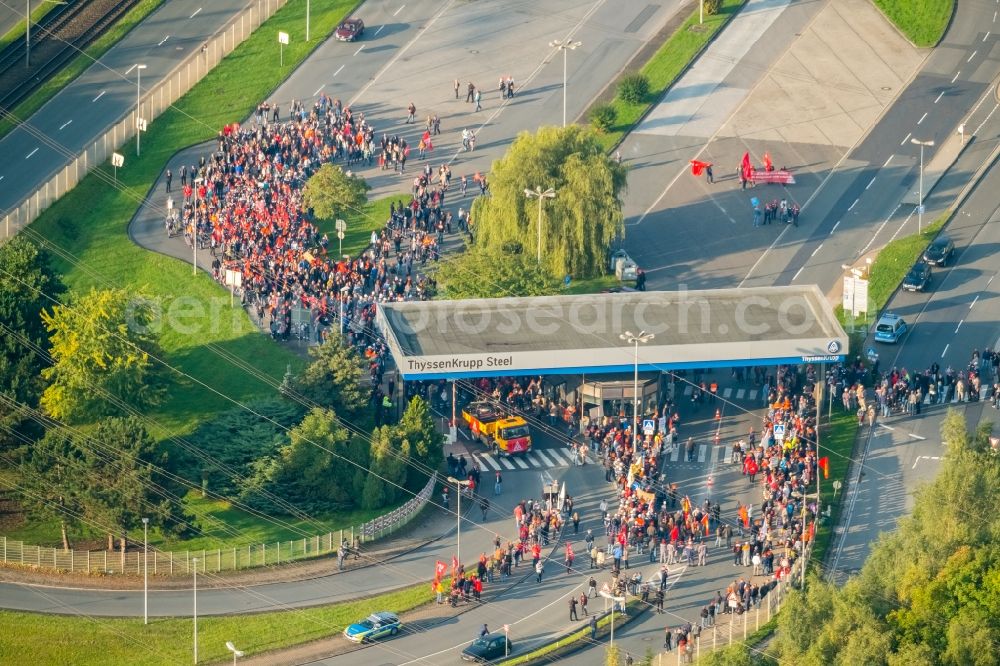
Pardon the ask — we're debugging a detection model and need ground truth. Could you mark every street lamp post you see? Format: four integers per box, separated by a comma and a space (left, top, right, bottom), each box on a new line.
599, 590, 626, 650
135, 64, 147, 156
910, 138, 935, 234
26, 0, 67, 68
447, 476, 472, 565
549, 39, 582, 127
523, 186, 556, 264
142, 517, 149, 625
192, 557, 199, 664
619, 331, 654, 444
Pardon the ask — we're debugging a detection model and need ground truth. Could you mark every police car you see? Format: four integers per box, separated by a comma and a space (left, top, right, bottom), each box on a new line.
343, 611, 402, 642
873, 313, 907, 344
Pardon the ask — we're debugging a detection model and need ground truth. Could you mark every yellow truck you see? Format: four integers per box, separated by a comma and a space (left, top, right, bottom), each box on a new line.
461, 402, 532, 456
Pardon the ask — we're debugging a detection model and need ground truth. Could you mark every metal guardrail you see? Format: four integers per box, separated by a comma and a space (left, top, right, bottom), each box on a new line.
0, 473, 437, 576
2, 0, 291, 240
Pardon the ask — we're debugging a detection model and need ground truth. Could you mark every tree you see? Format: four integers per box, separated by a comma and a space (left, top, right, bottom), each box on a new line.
395, 396, 442, 489
0, 237, 64, 448
18, 428, 87, 551
470, 125, 627, 279
40, 288, 165, 423
434, 246, 562, 299
293, 335, 369, 419
363, 425, 409, 510
302, 163, 371, 222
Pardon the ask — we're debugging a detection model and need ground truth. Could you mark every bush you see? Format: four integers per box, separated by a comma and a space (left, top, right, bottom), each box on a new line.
617, 74, 649, 105
589, 104, 617, 132
703, 0, 721, 15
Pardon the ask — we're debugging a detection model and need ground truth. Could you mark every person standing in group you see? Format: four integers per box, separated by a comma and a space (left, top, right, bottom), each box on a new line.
579, 592, 589, 616
466, 82, 476, 102
569, 595, 579, 621
535, 560, 544, 583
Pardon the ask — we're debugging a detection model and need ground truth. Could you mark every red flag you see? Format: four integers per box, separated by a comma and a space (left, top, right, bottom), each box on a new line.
818, 456, 830, 479
741, 152, 752, 181
690, 159, 708, 176
452, 555, 459, 572
763, 152, 773, 172
435, 560, 447, 578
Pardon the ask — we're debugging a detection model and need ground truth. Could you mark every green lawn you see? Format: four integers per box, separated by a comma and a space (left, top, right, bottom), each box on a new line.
597, 0, 745, 150
0, 0, 166, 141
315, 192, 410, 258
873, 0, 954, 47
811, 410, 859, 569
0, 581, 430, 665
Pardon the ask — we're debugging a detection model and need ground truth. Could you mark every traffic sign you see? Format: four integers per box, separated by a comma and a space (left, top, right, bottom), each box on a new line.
642, 419, 655, 436
335, 219, 347, 232
773, 423, 786, 440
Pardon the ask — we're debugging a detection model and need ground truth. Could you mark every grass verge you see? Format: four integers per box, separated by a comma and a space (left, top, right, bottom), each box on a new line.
0, 580, 430, 664
595, 0, 746, 151
0, 0, 166, 141
0, 0, 61, 53
315, 192, 410, 259
810, 409, 859, 570
872, 0, 954, 48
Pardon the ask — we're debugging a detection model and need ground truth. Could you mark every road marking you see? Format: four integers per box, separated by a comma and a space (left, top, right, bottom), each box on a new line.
670, 445, 681, 462
92, 90, 105, 102
533, 450, 554, 466
723, 387, 732, 399
512, 456, 529, 469
25, 148, 38, 159
500, 457, 515, 470
58, 119, 72, 130
917, 112, 928, 125
971, 295, 979, 309
683, 385, 693, 396
883, 155, 893, 167
909, 433, 927, 441
158, 35, 170, 46
393, 4, 405, 16
988, 275, 995, 286
125, 64, 137, 75
942, 343, 949, 358
830, 220, 840, 234
968, 50, 978, 62
697, 444, 707, 463
912, 455, 942, 469
736, 388, 745, 399
0, 176, 4, 182
354, 44, 365, 56
334, 64, 344, 76
934, 91, 944, 104
374, 25, 384, 36
749, 389, 758, 401
901, 132, 912, 145
810, 243, 823, 257
973, 103, 999, 135
478, 453, 501, 471
866, 176, 876, 190
190, 7, 202, 19
313, 85, 324, 96
986, 32, 992, 41
715, 446, 726, 464
548, 449, 569, 466
952, 71, 961, 83
848, 198, 859, 212
955, 320, 964, 333
791, 266, 804, 281
859, 202, 901, 255
878, 423, 895, 432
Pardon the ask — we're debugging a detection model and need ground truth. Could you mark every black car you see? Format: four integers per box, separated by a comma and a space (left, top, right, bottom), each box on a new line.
462, 634, 513, 662
902, 261, 932, 292
922, 236, 954, 266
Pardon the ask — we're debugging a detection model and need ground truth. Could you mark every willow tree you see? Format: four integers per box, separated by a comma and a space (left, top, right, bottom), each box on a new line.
470, 125, 627, 279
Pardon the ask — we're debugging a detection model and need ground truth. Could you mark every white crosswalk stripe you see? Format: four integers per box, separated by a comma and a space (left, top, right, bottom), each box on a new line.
478, 453, 501, 471
736, 388, 746, 399
469, 448, 580, 471
715, 446, 726, 463
533, 450, 555, 467
749, 390, 758, 401
723, 387, 733, 399
670, 445, 681, 462
512, 456, 530, 469
697, 444, 707, 463
500, 457, 516, 470
548, 449, 569, 466
683, 384, 693, 396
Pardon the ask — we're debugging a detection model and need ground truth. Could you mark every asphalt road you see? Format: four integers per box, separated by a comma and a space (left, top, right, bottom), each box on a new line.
0, 0, 254, 214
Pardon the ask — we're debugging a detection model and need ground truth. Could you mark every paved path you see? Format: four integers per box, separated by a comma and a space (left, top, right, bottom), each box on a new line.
0, 0, 254, 216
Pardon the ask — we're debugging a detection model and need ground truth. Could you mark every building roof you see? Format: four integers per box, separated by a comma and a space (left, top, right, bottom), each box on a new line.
376, 285, 848, 379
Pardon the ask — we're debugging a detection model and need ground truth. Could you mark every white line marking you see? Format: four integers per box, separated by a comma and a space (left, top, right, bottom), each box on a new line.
723, 387, 733, 399
883, 155, 893, 167
859, 203, 901, 255
956, 320, 964, 333
393, 4, 405, 16
158, 35, 169, 46
125, 64, 137, 75
500, 457, 515, 470
830, 220, 841, 234
697, 445, 707, 463
354, 45, 365, 56
547, 449, 568, 466
848, 198, 859, 211
670, 445, 681, 462
313, 85, 324, 96
866, 176, 876, 190
901, 132, 912, 145
512, 456, 529, 469
968, 50, 978, 62
749, 390, 758, 400
917, 112, 928, 125
942, 343, 949, 358
909, 434, 927, 441
878, 423, 895, 431
374, 25, 384, 36
58, 119, 72, 130
478, 453, 501, 471
334, 64, 344, 76
952, 71, 961, 83
190, 7, 202, 19
25, 148, 38, 159
533, 450, 554, 467
0, 176, 4, 182
934, 91, 944, 103
736, 389, 745, 399
973, 103, 999, 135
971, 295, 979, 309
792, 266, 804, 281
810, 243, 823, 257
986, 32, 992, 41
988, 275, 995, 286
92, 90, 105, 102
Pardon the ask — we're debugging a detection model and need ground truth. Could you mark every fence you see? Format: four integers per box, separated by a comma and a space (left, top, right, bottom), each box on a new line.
0, 473, 436, 576
2, 0, 291, 240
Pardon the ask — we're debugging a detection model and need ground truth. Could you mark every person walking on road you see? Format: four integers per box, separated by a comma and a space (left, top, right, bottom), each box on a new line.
535, 560, 544, 583
406, 102, 416, 124
480, 623, 490, 638
580, 592, 589, 616
494, 470, 502, 495
474, 89, 482, 112
466, 82, 475, 102
165, 169, 172, 193
454, 78, 460, 99
590, 615, 598, 639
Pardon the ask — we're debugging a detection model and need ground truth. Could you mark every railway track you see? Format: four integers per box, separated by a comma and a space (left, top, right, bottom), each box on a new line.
0, 0, 143, 114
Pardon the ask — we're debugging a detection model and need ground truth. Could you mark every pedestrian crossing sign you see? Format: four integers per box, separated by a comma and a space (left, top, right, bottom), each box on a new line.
773, 423, 785, 440
642, 419, 655, 436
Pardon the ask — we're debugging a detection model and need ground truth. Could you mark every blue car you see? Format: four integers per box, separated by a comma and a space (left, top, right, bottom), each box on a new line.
343, 611, 402, 643
874, 313, 907, 344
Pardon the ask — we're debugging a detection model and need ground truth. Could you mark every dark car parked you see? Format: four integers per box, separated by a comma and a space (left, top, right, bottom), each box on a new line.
462, 634, 513, 662
902, 261, 932, 292
922, 236, 955, 266
335, 18, 364, 41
